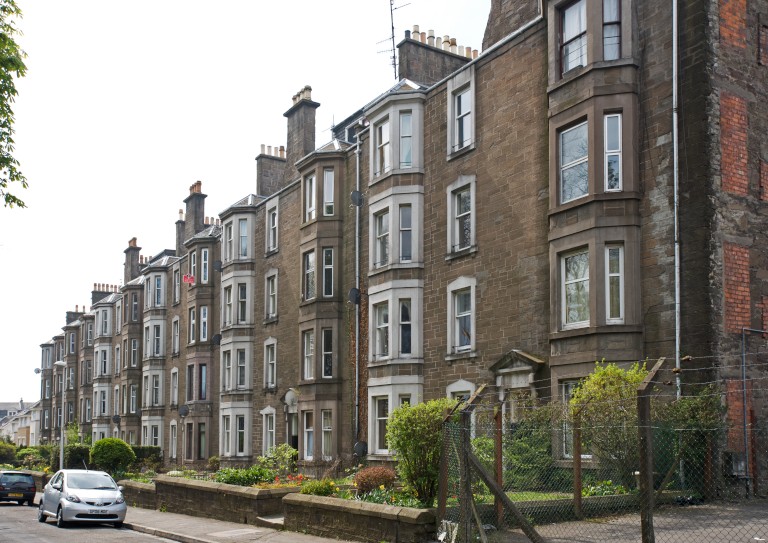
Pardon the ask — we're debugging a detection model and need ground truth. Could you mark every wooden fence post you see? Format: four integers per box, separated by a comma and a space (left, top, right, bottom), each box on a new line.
637, 357, 665, 543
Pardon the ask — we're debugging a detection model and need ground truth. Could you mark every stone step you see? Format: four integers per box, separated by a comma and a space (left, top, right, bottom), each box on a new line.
255, 514, 284, 529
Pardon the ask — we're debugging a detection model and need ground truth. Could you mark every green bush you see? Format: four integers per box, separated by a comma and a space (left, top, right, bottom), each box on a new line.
582, 480, 627, 497
15, 447, 38, 462
386, 398, 457, 507
64, 443, 91, 469
354, 466, 396, 494
256, 444, 297, 476
300, 478, 338, 496
207, 455, 221, 472
90, 438, 136, 474
0, 442, 15, 464
213, 465, 276, 486
130, 445, 162, 471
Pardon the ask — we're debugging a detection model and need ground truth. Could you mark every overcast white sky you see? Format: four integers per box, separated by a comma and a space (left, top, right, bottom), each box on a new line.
0, 1, 490, 404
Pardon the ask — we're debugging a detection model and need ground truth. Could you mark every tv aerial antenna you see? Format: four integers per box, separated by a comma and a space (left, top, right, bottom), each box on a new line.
379, 0, 411, 80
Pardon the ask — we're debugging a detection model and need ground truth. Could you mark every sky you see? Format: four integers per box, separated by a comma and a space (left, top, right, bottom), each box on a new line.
0, 0, 491, 404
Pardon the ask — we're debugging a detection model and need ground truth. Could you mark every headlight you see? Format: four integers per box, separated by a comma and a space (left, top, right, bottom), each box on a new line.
115, 495, 125, 504
66, 494, 81, 503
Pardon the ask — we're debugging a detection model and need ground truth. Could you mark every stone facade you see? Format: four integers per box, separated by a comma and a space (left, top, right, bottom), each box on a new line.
35, 0, 767, 487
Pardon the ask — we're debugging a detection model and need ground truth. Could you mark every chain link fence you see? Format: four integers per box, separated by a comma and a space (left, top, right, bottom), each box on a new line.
437, 362, 768, 543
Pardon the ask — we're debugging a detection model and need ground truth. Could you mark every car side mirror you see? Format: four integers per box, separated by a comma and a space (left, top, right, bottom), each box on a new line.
118, 486, 124, 492
52, 483, 61, 491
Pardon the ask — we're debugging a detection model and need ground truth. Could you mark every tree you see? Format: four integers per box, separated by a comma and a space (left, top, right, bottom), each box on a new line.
386, 397, 457, 507
569, 361, 648, 488
0, 0, 27, 208
90, 438, 136, 475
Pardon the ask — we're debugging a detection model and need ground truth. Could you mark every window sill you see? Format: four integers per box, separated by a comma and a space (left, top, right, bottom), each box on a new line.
550, 323, 642, 340
447, 142, 475, 161
264, 315, 278, 325
445, 350, 477, 363
263, 386, 278, 394
265, 248, 279, 258
445, 245, 478, 261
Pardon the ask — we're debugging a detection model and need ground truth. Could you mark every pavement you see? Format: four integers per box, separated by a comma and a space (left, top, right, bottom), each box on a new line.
124, 505, 357, 543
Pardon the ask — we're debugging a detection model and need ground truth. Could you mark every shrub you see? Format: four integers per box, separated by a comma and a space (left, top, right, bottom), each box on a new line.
386, 398, 458, 507
256, 444, 297, 476
64, 443, 91, 469
213, 465, 276, 486
0, 442, 15, 464
90, 438, 136, 474
354, 466, 396, 494
207, 455, 221, 472
130, 445, 162, 471
300, 478, 338, 496
15, 447, 38, 462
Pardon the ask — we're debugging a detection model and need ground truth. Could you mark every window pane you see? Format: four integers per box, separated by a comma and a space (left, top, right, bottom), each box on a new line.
562, 161, 589, 202
564, 251, 589, 325
603, 0, 619, 22
400, 300, 411, 355
606, 155, 621, 190
605, 116, 620, 151
561, 123, 588, 166
604, 24, 621, 60
563, 0, 586, 42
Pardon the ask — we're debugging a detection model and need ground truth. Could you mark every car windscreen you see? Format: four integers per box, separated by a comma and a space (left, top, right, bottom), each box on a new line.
66, 473, 117, 490
0, 473, 34, 484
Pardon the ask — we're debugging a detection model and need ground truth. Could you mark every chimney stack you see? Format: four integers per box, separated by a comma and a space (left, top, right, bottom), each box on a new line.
283, 85, 319, 184
124, 237, 142, 284
183, 181, 207, 246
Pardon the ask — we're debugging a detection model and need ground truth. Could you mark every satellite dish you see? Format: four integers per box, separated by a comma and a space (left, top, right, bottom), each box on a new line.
212, 334, 222, 345
112, 415, 121, 425
350, 191, 364, 207
213, 260, 223, 272
179, 405, 189, 418
353, 441, 368, 458
348, 288, 360, 305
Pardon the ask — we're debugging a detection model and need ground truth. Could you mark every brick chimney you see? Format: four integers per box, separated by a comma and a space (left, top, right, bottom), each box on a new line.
256, 144, 287, 197
283, 85, 319, 184
398, 25, 472, 85
184, 181, 207, 244
176, 209, 186, 256
124, 237, 142, 284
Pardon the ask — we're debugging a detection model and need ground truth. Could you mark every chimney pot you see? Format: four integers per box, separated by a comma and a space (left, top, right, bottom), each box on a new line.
179, 209, 184, 220
267, 145, 272, 156
260, 143, 266, 154
129, 237, 137, 247
472, 49, 479, 59
412, 24, 419, 33
458, 45, 465, 56
405, 29, 411, 39
436, 37, 442, 48
427, 33, 435, 47
428, 29, 434, 38
76, 305, 78, 312
280, 145, 285, 158
443, 36, 450, 50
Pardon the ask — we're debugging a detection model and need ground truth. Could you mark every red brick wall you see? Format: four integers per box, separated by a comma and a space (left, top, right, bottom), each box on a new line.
761, 160, 768, 202
724, 242, 751, 333
720, 0, 747, 49
725, 378, 753, 452
720, 92, 748, 196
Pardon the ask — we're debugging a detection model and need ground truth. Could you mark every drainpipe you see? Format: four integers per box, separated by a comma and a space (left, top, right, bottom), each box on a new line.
354, 135, 362, 441
672, 0, 681, 398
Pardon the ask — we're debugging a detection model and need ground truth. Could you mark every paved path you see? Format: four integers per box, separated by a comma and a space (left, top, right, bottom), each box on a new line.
125, 505, 359, 543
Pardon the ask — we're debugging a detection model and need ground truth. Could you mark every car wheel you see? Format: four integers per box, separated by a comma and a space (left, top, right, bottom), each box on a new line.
114, 521, 123, 529
27, 499, 36, 507
56, 507, 66, 528
37, 502, 47, 523
17, 500, 24, 506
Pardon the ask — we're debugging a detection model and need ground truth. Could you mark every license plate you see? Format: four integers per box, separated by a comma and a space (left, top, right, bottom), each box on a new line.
89, 509, 108, 514
8, 493, 23, 497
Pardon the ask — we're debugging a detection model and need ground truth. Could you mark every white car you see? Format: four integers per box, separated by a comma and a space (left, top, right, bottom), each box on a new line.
37, 469, 127, 528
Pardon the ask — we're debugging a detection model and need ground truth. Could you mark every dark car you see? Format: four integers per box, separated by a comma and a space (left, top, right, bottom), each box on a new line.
0, 471, 37, 506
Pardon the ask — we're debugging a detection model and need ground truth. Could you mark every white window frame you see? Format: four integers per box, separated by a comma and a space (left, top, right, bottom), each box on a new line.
262, 407, 276, 455
266, 201, 279, 252
264, 339, 277, 388
303, 411, 314, 460
322, 247, 333, 297
374, 302, 390, 359
321, 409, 333, 460
321, 328, 333, 378
446, 67, 475, 155
265, 271, 278, 319
236, 414, 246, 456
303, 250, 316, 301
171, 369, 179, 405
173, 268, 180, 303
446, 175, 476, 255
373, 396, 389, 454
191, 251, 198, 287
446, 276, 477, 356
238, 218, 248, 259
170, 422, 177, 459
222, 350, 232, 391
399, 204, 412, 262
399, 111, 412, 169
200, 306, 208, 341
224, 222, 233, 262
605, 245, 625, 324
323, 168, 334, 216
222, 415, 231, 456
237, 283, 248, 323
374, 209, 390, 268
560, 120, 589, 204
302, 329, 315, 380
131, 339, 138, 367
561, 0, 587, 74
304, 174, 316, 222
236, 348, 247, 389
604, 113, 622, 191
172, 318, 180, 354
375, 118, 391, 176
201, 248, 209, 284
561, 248, 590, 329
224, 286, 233, 326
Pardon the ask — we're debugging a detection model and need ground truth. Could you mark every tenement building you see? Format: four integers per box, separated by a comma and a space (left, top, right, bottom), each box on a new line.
37, 0, 767, 482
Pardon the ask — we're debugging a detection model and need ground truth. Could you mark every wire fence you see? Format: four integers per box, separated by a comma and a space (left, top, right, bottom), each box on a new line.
437, 362, 768, 543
